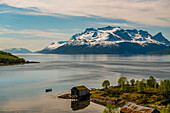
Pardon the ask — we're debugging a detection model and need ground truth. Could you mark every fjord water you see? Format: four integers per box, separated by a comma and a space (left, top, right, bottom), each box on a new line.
0, 54, 170, 113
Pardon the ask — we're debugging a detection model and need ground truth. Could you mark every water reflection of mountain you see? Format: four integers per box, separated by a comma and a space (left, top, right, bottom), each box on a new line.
71, 100, 90, 111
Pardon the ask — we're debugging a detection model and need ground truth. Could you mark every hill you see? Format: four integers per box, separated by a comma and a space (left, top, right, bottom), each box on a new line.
1, 48, 32, 53
0, 51, 39, 65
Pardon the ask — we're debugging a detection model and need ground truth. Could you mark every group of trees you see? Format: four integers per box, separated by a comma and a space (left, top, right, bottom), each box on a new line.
159, 79, 170, 97
101, 76, 169, 113
102, 76, 170, 96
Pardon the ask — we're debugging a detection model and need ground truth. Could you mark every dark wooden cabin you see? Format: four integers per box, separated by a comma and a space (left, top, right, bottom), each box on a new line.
120, 102, 160, 113
71, 85, 90, 100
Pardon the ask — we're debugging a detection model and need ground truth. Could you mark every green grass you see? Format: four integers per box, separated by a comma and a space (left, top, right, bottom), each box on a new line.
90, 85, 169, 110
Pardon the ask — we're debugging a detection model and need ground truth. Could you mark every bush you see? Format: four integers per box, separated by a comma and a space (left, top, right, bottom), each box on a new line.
160, 104, 170, 113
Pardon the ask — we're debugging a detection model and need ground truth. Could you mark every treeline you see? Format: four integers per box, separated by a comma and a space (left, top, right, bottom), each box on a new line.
102, 76, 170, 97
0, 51, 26, 64
101, 76, 170, 108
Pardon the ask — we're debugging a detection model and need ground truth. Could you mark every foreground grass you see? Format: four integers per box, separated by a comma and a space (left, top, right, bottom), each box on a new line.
90, 86, 169, 112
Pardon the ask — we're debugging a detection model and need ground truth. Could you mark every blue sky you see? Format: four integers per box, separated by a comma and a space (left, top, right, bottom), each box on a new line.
0, 0, 170, 51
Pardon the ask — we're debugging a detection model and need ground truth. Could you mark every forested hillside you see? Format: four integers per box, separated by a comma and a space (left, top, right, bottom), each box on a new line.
0, 51, 26, 65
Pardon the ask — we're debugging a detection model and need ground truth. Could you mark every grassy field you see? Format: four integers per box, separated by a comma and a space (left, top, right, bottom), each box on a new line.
91, 76, 170, 112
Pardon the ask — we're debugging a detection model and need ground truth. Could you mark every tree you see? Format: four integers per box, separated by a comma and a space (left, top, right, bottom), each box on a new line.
125, 81, 130, 92
137, 81, 144, 93
135, 80, 139, 85
118, 76, 127, 86
121, 81, 125, 91
103, 102, 119, 113
130, 79, 135, 86
146, 76, 156, 88
102, 80, 110, 89
159, 79, 170, 96
154, 82, 159, 89
159, 81, 163, 93
142, 79, 146, 83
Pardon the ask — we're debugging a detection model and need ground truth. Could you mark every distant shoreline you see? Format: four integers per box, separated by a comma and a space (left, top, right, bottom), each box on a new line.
0, 61, 40, 66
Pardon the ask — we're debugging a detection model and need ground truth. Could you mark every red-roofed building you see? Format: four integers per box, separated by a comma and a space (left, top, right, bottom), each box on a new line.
120, 102, 160, 113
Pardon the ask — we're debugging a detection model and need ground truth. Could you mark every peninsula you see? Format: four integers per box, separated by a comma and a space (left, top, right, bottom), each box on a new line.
0, 51, 39, 65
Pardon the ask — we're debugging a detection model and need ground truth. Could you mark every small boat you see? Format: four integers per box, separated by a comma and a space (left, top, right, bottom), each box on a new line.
45, 88, 52, 92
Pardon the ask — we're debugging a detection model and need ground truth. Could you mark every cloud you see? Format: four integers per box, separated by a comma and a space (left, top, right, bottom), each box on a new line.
0, 3, 65, 18
71, 29, 82, 31
0, 28, 67, 38
48, 29, 59, 32
1, 0, 170, 26
4, 25, 11, 27
93, 22, 135, 27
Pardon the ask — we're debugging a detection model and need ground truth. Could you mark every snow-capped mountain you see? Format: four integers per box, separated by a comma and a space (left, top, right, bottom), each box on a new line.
152, 32, 170, 45
38, 41, 67, 53
44, 41, 67, 50
1, 48, 32, 53
67, 26, 168, 46
39, 26, 170, 54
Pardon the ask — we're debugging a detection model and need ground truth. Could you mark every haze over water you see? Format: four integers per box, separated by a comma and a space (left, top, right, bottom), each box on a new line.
0, 54, 170, 113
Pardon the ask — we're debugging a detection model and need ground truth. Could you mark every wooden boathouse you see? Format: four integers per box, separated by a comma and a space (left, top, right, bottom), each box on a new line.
71, 85, 90, 100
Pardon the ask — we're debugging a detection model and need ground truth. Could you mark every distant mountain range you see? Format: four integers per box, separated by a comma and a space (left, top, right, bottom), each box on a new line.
38, 26, 170, 54
1, 48, 32, 53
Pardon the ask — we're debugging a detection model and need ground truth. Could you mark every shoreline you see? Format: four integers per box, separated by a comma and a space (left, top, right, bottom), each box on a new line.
57, 93, 124, 107
57, 88, 168, 111
0, 61, 40, 66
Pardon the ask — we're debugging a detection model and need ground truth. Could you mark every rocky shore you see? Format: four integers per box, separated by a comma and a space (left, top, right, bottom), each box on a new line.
58, 93, 125, 107
90, 97, 125, 106
58, 93, 72, 99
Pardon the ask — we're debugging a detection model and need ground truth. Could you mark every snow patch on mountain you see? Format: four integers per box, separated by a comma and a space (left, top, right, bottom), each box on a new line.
44, 41, 67, 50
1, 48, 32, 53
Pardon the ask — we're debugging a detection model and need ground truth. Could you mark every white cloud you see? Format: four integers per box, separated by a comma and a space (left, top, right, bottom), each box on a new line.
5, 25, 11, 27
71, 29, 82, 31
0, 28, 67, 38
48, 29, 59, 32
93, 22, 134, 27
1, 0, 170, 26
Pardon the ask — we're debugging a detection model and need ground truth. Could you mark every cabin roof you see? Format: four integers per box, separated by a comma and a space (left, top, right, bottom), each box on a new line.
120, 102, 156, 113
72, 85, 88, 91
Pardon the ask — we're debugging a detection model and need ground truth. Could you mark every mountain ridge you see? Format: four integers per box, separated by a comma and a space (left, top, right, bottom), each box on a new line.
38, 26, 170, 54
1, 48, 32, 53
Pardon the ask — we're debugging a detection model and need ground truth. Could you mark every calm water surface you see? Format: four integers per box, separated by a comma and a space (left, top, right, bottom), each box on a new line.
0, 54, 170, 113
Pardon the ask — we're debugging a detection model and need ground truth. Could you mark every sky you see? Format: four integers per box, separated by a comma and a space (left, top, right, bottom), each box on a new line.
0, 0, 170, 51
